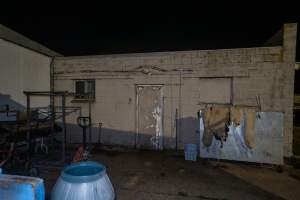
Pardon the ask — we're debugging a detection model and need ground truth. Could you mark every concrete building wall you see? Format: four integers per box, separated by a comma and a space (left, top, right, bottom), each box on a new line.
0, 38, 51, 108
53, 24, 297, 158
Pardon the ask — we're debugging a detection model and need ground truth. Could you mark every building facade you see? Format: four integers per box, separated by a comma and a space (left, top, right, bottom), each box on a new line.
53, 24, 297, 162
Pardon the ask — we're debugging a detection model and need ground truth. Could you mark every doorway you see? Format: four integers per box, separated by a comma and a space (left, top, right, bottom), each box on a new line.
136, 85, 163, 150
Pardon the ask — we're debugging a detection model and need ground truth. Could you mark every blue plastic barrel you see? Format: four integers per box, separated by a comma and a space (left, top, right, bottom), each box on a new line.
51, 161, 115, 200
0, 169, 45, 200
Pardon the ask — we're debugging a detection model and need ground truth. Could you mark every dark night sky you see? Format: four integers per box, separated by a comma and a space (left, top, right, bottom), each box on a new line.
1, 2, 300, 92
1, 2, 299, 59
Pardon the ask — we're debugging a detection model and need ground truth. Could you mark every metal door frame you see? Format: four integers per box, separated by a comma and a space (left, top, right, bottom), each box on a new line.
135, 84, 164, 150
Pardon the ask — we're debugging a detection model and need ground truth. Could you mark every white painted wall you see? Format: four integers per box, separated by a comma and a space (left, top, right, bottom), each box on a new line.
0, 39, 51, 109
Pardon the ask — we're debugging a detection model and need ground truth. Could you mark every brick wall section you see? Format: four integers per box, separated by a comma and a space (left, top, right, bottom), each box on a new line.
53, 24, 297, 157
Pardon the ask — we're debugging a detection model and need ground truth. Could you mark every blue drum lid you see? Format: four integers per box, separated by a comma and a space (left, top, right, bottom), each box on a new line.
61, 161, 106, 183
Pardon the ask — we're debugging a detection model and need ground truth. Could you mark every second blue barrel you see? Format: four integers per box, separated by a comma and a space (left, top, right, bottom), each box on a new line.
0, 169, 45, 200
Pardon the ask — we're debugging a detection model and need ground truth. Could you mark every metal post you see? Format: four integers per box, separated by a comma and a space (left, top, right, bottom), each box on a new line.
26, 94, 31, 161
83, 119, 87, 150
88, 96, 92, 149
50, 98, 55, 149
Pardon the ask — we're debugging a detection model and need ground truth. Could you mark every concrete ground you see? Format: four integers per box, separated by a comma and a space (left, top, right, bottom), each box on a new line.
40, 147, 300, 200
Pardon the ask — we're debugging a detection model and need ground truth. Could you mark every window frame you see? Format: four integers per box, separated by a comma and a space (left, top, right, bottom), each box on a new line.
74, 79, 95, 100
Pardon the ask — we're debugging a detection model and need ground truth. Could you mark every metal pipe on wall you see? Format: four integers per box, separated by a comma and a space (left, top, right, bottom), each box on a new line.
61, 95, 66, 163
50, 58, 55, 147
178, 70, 182, 146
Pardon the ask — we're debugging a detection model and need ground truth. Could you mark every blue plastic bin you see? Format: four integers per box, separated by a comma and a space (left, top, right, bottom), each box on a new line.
0, 169, 45, 200
184, 144, 198, 161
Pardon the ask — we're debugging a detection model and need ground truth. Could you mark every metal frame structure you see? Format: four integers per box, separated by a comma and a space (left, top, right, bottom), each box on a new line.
23, 91, 93, 163
24, 91, 68, 163
23, 91, 84, 163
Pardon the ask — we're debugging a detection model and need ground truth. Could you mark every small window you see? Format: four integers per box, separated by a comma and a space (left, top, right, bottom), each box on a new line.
74, 79, 95, 99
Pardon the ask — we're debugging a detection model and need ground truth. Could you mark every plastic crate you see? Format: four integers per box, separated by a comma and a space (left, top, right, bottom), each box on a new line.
184, 144, 197, 161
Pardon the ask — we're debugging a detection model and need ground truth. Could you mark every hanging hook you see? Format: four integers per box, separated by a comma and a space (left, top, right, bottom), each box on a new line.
256, 95, 261, 119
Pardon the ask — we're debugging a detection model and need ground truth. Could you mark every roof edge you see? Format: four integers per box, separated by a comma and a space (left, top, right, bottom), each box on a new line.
0, 24, 62, 57
54, 46, 282, 60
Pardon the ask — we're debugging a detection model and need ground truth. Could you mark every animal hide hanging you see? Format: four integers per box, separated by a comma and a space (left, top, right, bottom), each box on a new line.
244, 108, 256, 149
202, 106, 230, 148
230, 106, 256, 149
230, 106, 244, 126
